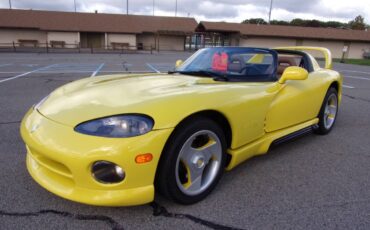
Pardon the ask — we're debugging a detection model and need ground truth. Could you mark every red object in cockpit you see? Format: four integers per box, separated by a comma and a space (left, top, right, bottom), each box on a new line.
212, 52, 228, 72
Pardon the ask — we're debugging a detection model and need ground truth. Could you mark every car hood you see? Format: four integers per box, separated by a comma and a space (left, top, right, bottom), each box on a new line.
38, 74, 271, 128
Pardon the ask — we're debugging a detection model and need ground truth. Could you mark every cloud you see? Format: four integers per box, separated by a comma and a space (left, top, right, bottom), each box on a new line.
0, 0, 369, 23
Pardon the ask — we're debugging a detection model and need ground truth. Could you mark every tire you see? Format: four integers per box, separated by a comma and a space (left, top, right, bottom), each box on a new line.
155, 117, 227, 204
313, 87, 339, 135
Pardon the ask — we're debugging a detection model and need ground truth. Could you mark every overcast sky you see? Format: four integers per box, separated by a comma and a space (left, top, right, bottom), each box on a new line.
1, 0, 369, 23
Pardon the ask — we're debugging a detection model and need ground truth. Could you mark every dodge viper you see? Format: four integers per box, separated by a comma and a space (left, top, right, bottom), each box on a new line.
21, 46, 342, 206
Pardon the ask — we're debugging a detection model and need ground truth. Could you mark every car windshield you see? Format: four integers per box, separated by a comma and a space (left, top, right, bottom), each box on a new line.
176, 47, 278, 82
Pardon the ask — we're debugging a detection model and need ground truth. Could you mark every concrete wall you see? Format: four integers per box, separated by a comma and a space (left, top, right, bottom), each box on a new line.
302, 39, 345, 59
0, 29, 47, 44
348, 42, 370, 59
137, 34, 185, 51
302, 40, 370, 59
47, 31, 79, 48
137, 34, 156, 50
240, 37, 296, 48
107, 33, 136, 48
158, 35, 185, 51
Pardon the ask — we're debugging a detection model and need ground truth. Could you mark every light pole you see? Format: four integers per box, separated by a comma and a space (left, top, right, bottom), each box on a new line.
9, 0, 12, 9
126, 0, 128, 15
74, 0, 76, 12
268, 0, 273, 24
153, 0, 155, 16
175, 0, 177, 17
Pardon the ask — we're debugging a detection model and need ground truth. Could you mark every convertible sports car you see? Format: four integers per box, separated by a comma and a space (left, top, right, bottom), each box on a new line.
21, 46, 342, 206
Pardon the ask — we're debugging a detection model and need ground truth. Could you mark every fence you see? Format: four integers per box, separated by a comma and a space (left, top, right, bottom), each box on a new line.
0, 42, 156, 54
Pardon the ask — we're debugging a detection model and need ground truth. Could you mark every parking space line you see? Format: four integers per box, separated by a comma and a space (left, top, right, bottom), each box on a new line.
146, 63, 161, 73
91, 63, 105, 77
343, 84, 355, 89
0, 64, 11, 67
345, 76, 370, 81
0, 64, 58, 84
341, 70, 370, 75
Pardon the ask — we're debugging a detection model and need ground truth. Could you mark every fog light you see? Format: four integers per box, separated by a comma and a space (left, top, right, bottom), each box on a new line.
92, 161, 125, 184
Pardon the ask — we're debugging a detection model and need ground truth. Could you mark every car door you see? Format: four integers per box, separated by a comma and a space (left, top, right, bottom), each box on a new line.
264, 71, 324, 132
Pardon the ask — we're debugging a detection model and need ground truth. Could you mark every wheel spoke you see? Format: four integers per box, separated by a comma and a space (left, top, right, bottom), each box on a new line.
329, 105, 337, 115
198, 140, 220, 163
187, 167, 203, 192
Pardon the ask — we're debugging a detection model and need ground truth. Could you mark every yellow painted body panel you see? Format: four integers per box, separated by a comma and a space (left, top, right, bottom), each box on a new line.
21, 108, 173, 206
37, 74, 282, 148
226, 118, 319, 170
20, 47, 343, 206
266, 69, 342, 132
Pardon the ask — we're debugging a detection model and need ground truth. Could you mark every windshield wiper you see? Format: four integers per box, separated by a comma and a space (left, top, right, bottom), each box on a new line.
170, 70, 229, 82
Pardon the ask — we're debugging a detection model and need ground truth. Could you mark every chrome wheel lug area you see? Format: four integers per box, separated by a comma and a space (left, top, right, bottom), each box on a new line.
192, 155, 205, 169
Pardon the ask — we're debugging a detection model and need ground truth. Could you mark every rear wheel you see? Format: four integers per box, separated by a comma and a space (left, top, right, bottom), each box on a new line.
156, 117, 226, 204
313, 87, 338, 135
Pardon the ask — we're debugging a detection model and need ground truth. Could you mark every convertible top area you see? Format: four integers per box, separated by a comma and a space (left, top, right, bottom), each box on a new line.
275, 46, 333, 70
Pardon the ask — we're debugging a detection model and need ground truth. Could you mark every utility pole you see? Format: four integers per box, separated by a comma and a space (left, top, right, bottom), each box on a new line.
175, 0, 177, 17
9, 0, 12, 9
126, 0, 128, 15
268, 0, 273, 24
74, 0, 76, 12
153, 0, 155, 16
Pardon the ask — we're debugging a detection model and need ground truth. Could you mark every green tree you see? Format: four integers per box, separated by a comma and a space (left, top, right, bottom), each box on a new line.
349, 15, 366, 30
242, 18, 267, 25
290, 18, 306, 26
241, 17, 367, 30
325, 21, 347, 29
306, 19, 321, 27
270, 20, 290, 26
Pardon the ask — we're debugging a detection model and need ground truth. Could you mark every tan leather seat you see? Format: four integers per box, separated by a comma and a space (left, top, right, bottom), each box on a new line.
277, 56, 297, 76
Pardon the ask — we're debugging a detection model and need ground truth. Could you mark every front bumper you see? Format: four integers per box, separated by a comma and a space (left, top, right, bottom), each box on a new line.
21, 109, 173, 206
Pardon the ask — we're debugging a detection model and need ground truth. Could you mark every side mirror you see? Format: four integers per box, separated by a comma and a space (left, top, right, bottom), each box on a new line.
278, 66, 308, 84
175, 60, 183, 68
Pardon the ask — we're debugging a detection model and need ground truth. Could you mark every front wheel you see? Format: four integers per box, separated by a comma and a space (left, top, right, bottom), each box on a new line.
155, 117, 226, 204
313, 87, 338, 135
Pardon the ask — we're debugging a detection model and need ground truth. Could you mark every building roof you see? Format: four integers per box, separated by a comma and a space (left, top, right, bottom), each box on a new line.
197, 21, 370, 42
0, 9, 197, 34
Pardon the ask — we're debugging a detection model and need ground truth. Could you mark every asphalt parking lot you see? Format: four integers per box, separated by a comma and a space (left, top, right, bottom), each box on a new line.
0, 52, 369, 230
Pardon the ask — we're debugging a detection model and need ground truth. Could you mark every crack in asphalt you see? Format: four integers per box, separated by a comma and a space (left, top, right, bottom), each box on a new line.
343, 94, 370, 103
150, 202, 245, 230
0, 209, 124, 230
0, 120, 21, 125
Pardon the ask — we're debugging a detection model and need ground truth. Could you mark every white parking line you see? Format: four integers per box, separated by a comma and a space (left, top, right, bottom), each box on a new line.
343, 84, 355, 89
0, 64, 58, 84
91, 63, 105, 77
146, 63, 161, 73
0, 64, 11, 67
345, 76, 370, 81
341, 70, 370, 75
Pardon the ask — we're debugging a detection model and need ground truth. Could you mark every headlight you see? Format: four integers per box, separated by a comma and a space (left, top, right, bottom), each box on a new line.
74, 115, 154, 138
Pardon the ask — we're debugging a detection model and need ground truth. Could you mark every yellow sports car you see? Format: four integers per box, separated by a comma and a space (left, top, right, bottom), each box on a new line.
21, 46, 342, 206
